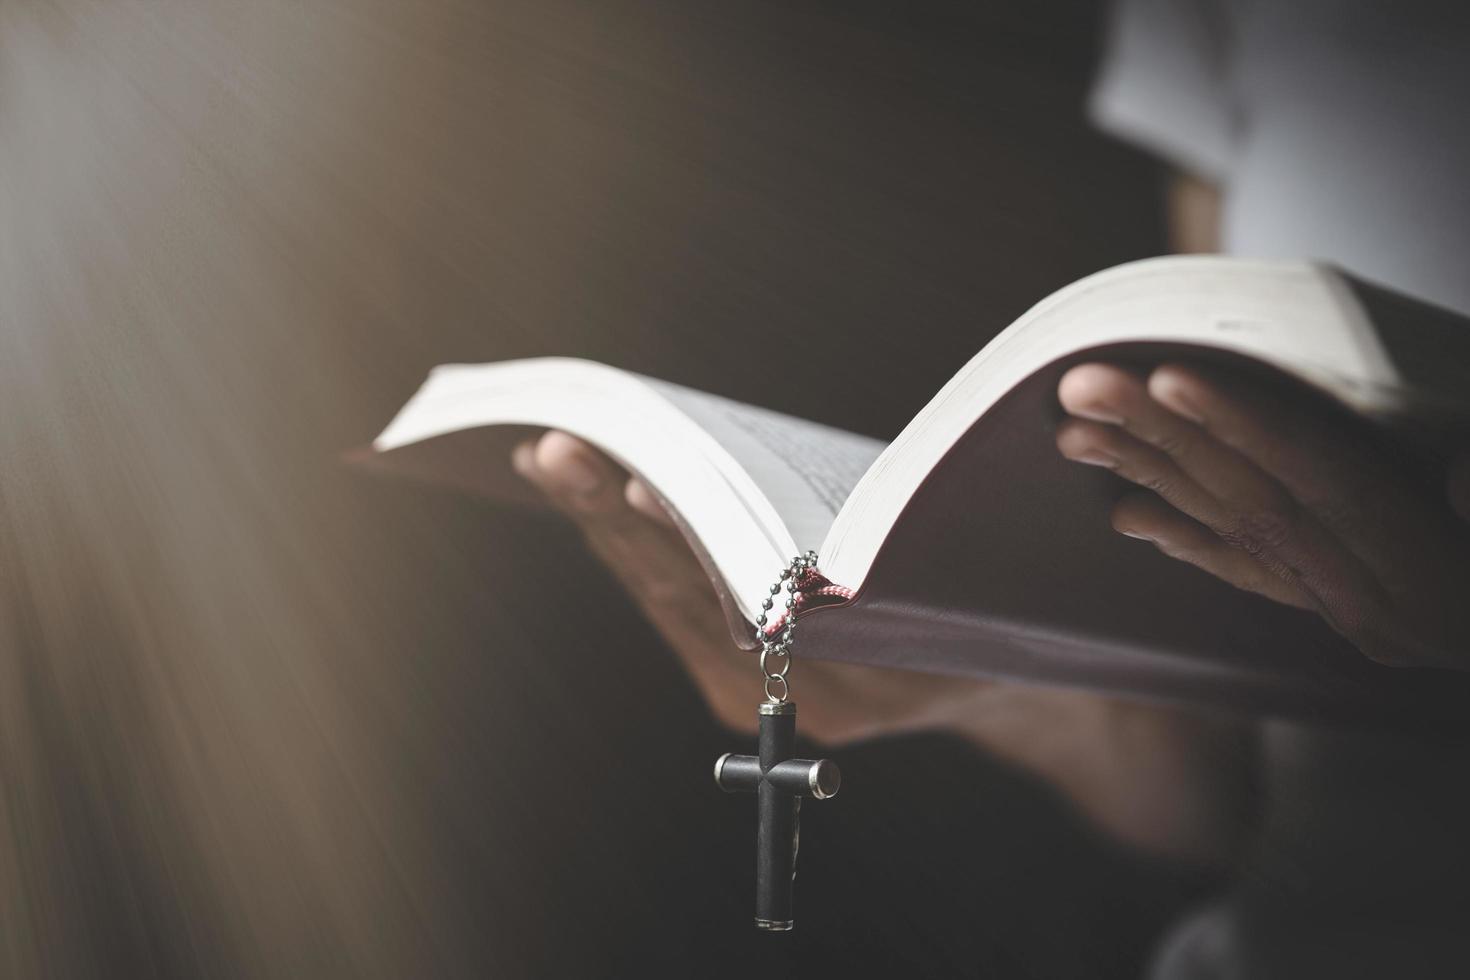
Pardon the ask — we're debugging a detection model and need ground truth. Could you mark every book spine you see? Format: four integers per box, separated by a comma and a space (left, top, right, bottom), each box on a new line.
757, 568, 855, 640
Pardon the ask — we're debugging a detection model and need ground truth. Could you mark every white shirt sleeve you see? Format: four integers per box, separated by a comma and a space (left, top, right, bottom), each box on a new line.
1089, 0, 1470, 315
1088, 0, 1237, 181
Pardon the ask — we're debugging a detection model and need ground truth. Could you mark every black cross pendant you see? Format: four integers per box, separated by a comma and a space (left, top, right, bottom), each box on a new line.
713, 700, 841, 931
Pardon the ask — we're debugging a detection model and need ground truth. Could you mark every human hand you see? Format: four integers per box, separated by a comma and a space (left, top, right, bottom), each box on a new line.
514, 431, 1253, 862
1056, 362, 1470, 670
510, 431, 989, 744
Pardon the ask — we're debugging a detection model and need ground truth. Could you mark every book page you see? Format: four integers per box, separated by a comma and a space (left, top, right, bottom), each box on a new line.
371, 359, 810, 624
642, 380, 886, 553
819, 257, 1427, 590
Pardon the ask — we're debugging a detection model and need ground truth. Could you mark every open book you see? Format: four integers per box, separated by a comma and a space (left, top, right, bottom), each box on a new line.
363, 257, 1470, 729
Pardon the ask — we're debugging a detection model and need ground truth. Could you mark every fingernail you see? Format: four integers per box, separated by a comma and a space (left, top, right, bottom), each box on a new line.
1066, 448, 1119, 469
1152, 379, 1207, 424
627, 478, 676, 526
558, 452, 604, 494
1069, 406, 1125, 425
1118, 527, 1155, 542
511, 442, 536, 477
1162, 394, 1205, 425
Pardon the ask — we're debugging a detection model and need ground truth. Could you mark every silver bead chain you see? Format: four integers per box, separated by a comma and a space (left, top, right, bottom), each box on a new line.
755, 550, 818, 703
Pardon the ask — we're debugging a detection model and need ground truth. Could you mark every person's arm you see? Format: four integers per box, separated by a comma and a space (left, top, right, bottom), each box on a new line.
506, 154, 1260, 863
512, 431, 1254, 864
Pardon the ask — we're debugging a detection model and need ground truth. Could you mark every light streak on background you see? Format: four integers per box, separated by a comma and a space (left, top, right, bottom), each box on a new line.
0, 2, 1191, 976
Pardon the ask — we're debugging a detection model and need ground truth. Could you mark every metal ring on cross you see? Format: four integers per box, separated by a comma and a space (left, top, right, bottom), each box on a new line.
759, 646, 791, 679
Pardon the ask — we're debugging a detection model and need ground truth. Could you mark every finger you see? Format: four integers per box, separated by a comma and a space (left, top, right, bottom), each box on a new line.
1112, 492, 1314, 609
1056, 414, 1310, 588
1059, 414, 1360, 611
585, 510, 766, 730
1147, 363, 1377, 498
1056, 414, 1310, 565
625, 477, 677, 527
1061, 364, 1298, 519
517, 432, 680, 531
526, 430, 631, 515
510, 434, 782, 731
511, 438, 538, 479
1147, 363, 1428, 584
513, 433, 688, 586
1059, 364, 1386, 619
1056, 417, 1225, 525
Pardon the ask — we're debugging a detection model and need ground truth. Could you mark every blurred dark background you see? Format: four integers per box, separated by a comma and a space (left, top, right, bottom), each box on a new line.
0, 1, 1206, 976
